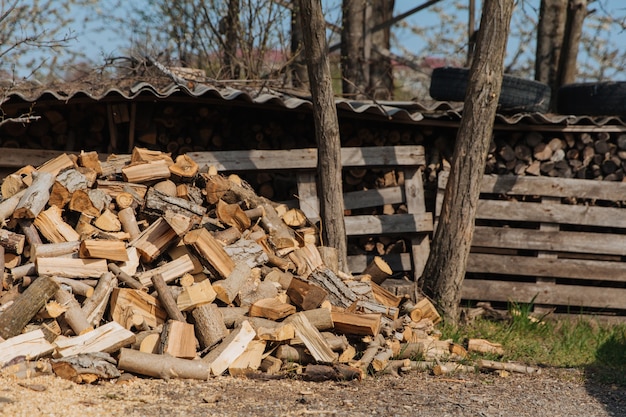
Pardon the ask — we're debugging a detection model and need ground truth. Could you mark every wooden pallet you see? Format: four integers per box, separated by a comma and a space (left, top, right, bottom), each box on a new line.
437, 171, 626, 314
191, 146, 432, 280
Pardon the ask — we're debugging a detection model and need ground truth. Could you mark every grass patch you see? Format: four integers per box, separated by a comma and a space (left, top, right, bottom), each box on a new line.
439, 302, 626, 385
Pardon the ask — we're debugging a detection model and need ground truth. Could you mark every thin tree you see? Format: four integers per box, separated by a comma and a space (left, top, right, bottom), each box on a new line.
421, 0, 515, 323
297, 0, 349, 273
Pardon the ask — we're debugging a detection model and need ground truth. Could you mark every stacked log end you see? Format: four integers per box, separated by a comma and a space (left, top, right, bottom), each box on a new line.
0, 148, 526, 384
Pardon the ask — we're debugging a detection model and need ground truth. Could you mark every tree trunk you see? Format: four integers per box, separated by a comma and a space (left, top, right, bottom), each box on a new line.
535, 0, 567, 90
290, 2, 308, 89
368, 0, 395, 100
298, 0, 348, 273
556, 0, 587, 86
340, 0, 367, 98
421, 0, 515, 323
223, 0, 240, 79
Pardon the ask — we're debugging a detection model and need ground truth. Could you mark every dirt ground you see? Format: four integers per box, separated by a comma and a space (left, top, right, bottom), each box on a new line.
0, 367, 624, 417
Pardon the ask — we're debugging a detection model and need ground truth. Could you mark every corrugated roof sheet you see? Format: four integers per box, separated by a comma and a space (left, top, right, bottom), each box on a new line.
2, 77, 625, 127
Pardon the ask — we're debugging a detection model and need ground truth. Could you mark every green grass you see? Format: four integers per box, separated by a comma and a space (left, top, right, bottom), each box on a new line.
439, 302, 626, 385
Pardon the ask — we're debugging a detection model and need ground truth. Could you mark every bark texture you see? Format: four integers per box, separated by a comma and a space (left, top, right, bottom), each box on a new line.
298, 0, 348, 273
421, 0, 515, 323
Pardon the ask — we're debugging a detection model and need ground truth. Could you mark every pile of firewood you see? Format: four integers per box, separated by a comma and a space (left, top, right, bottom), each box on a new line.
0, 148, 535, 383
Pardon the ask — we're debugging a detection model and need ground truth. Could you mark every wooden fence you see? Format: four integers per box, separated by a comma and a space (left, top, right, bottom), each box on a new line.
437, 171, 626, 314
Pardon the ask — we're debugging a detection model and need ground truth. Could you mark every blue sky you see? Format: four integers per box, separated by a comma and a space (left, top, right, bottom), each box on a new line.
18, 0, 626, 80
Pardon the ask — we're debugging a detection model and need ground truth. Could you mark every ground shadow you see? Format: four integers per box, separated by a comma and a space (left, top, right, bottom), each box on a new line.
584, 327, 626, 416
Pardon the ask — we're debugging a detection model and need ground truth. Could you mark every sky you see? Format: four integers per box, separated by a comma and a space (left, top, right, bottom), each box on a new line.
15, 0, 626, 80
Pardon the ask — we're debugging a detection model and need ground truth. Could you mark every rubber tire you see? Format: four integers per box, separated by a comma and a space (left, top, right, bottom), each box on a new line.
557, 82, 626, 115
429, 67, 551, 113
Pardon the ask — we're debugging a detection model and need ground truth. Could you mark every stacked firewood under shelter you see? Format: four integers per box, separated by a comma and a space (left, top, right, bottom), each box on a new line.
0, 148, 534, 383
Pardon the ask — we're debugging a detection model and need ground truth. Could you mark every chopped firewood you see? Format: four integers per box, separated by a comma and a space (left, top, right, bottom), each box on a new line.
468, 339, 505, 355
14, 172, 56, 219
79, 239, 128, 262
81, 271, 117, 326
37, 257, 108, 279
0, 329, 55, 365
370, 281, 403, 308
0, 228, 25, 254
216, 199, 250, 232
0, 275, 59, 339
362, 256, 393, 284
302, 363, 362, 382
54, 321, 135, 358
34, 205, 81, 243
170, 154, 199, 182
284, 308, 334, 331
331, 311, 381, 336
78, 151, 103, 175
414, 298, 441, 325
93, 209, 122, 232
192, 303, 228, 350
129, 217, 178, 263
432, 362, 476, 376
158, 319, 197, 359
282, 208, 308, 228
110, 288, 167, 330
259, 355, 282, 374
1, 358, 53, 379
30, 241, 80, 260
212, 262, 252, 304
204, 320, 256, 376
184, 227, 235, 279
135, 254, 195, 287
249, 297, 296, 320
54, 277, 94, 298
122, 159, 171, 183
177, 279, 217, 311
228, 339, 266, 377
290, 314, 336, 363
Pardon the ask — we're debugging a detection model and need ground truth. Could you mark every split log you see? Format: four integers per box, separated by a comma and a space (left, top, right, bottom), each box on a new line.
216, 200, 250, 232
170, 154, 199, 182
177, 279, 217, 311
184, 227, 235, 279
228, 339, 266, 376
30, 241, 80, 261
0, 275, 59, 339
54, 321, 135, 358
290, 313, 336, 363
122, 159, 171, 183
158, 319, 197, 359
34, 205, 81, 243
331, 311, 381, 336
192, 303, 228, 350
203, 320, 256, 376
37, 257, 108, 279
81, 272, 117, 326
118, 348, 210, 380
19, 219, 43, 246
249, 297, 296, 320
79, 239, 128, 262
110, 288, 167, 330
0, 188, 27, 224
0, 229, 25, 254
259, 356, 282, 374
144, 187, 206, 218
0, 329, 55, 365
93, 209, 122, 232
129, 217, 178, 263
14, 172, 56, 219
212, 262, 252, 304
284, 308, 334, 331
51, 352, 120, 384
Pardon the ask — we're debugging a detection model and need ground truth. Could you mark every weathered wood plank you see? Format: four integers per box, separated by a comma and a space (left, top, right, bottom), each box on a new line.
462, 279, 626, 310
344, 213, 432, 236
440, 171, 626, 201
188, 146, 425, 171
466, 253, 626, 282
472, 226, 626, 256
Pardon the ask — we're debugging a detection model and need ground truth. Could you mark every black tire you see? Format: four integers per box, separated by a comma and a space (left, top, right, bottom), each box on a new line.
557, 82, 626, 115
429, 67, 551, 113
